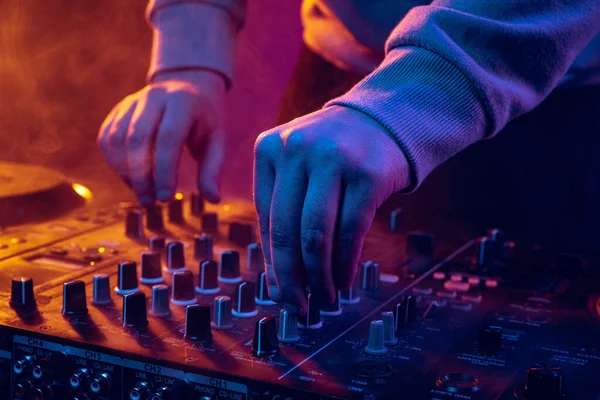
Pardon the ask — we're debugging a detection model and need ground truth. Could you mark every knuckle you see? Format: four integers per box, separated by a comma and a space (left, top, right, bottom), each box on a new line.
337, 231, 361, 252
301, 228, 327, 254
282, 129, 309, 155
254, 131, 280, 160
270, 227, 295, 250
126, 129, 147, 148
354, 165, 381, 186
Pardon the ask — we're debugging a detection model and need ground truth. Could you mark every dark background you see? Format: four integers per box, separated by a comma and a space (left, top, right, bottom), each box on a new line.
0, 0, 303, 203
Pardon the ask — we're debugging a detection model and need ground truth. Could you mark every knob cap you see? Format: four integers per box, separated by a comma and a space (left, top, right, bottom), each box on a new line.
381, 311, 398, 345
10, 277, 36, 310
140, 251, 164, 284
341, 284, 361, 304
298, 293, 322, 329
320, 290, 342, 316
194, 234, 213, 261
361, 261, 380, 291
196, 260, 220, 294
232, 281, 258, 317
255, 272, 275, 305
247, 242, 264, 271
125, 209, 144, 239
62, 281, 88, 316
525, 364, 565, 400
211, 296, 233, 330
406, 232, 435, 259
190, 193, 204, 216
476, 237, 495, 268
184, 304, 212, 341
148, 236, 166, 253
168, 196, 184, 224
171, 270, 198, 306
395, 298, 409, 332
406, 295, 417, 322
389, 207, 405, 233
165, 241, 186, 272
146, 204, 164, 232
278, 309, 300, 343
228, 222, 255, 247
91, 274, 112, 306
364, 320, 388, 355
219, 250, 242, 283
201, 212, 218, 234
478, 324, 503, 354
122, 292, 148, 329
150, 284, 171, 317
115, 261, 140, 295
252, 316, 279, 356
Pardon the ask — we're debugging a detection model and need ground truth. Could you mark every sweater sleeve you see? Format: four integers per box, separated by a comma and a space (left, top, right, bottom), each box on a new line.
326, 1, 600, 191
146, 0, 247, 88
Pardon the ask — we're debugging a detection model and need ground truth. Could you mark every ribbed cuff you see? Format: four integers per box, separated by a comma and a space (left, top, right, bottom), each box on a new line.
326, 47, 488, 192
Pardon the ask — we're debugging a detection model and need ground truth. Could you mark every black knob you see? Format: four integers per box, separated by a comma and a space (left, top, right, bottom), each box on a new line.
478, 324, 503, 354
184, 304, 212, 341
125, 209, 144, 239
62, 281, 88, 316
140, 251, 164, 285
166, 241, 186, 272
406, 232, 435, 259
191, 193, 204, 216
320, 290, 342, 316
91, 274, 112, 306
525, 364, 565, 400
255, 272, 275, 305
247, 242, 264, 271
364, 320, 388, 355
252, 316, 279, 356
201, 212, 218, 234
341, 281, 361, 304
115, 261, 140, 295
361, 261, 380, 291
232, 281, 257, 317
148, 236, 166, 253
406, 295, 417, 322
228, 222, 256, 247
122, 292, 148, 329
168, 196, 184, 223
145, 204, 164, 232
219, 250, 241, 283
395, 298, 409, 332
171, 270, 198, 306
298, 293, 322, 329
196, 260, 220, 294
194, 234, 213, 261
475, 236, 495, 269
10, 277, 36, 311
389, 206, 405, 233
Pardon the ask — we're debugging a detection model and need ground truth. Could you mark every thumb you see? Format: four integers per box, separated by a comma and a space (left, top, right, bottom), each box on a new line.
197, 128, 225, 204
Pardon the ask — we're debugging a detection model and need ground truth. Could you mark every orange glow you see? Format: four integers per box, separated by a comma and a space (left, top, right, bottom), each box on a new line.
98, 247, 106, 254
222, 204, 231, 212
72, 183, 93, 200
175, 192, 183, 200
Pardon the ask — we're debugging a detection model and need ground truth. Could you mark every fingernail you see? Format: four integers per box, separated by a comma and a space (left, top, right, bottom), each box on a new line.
156, 190, 172, 202
138, 195, 154, 206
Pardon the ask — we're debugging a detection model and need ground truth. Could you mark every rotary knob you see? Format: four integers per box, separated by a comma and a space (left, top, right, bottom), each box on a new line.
122, 292, 148, 329
478, 324, 503, 354
252, 317, 279, 356
62, 281, 88, 316
298, 293, 322, 329
524, 364, 565, 400
115, 261, 140, 295
140, 251, 164, 285
211, 296, 233, 330
196, 260, 220, 294
255, 272, 275, 305
475, 236, 495, 269
10, 277, 36, 311
194, 234, 213, 261
247, 242, 264, 271
190, 193, 204, 216
228, 222, 256, 247
361, 261, 380, 291
341, 284, 361, 304
171, 270, 198, 306
389, 207, 405, 233
148, 236, 166, 253
381, 311, 398, 345
232, 281, 257, 317
184, 304, 212, 341
125, 209, 144, 239
219, 250, 242, 283
278, 309, 300, 343
146, 204, 164, 232
165, 241, 186, 273
201, 212, 219, 235
406, 232, 435, 259
394, 296, 413, 331
320, 290, 342, 316
91, 274, 111, 306
364, 320, 387, 355
150, 284, 171, 317
168, 196, 184, 224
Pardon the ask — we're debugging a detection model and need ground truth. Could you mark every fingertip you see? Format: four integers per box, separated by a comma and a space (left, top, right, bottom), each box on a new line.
156, 190, 173, 202
138, 195, 155, 207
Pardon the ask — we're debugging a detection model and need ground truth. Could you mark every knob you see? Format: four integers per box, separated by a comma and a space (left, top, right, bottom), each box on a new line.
298, 293, 322, 329
150, 284, 171, 317
232, 281, 258, 317
389, 207, 405, 233
90, 372, 111, 394
320, 290, 342, 316
171, 270, 198, 306
122, 292, 149, 329
168, 196, 184, 224
361, 261, 380, 291
194, 234, 213, 261
406, 232, 435, 259
91, 274, 112, 305
252, 316, 279, 356
146, 204, 164, 231
165, 241, 186, 273
255, 272, 275, 305
228, 222, 256, 247
247, 242, 264, 271
406, 295, 417, 322
478, 324, 503, 354
125, 209, 144, 239
196, 260, 220, 294
201, 212, 218, 234
395, 299, 409, 331
191, 193, 204, 216
184, 304, 212, 341
148, 236, 166, 253
475, 236, 495, 268
140, 251, 164, 284
278, 308, 300, 343
488, 228, 505, 248
364, 320, 388, 355
10, 276, 36, 310
211, 296, 233, 330
341, 284, 361, 304
115, 260, 140, 295
381, 311, 398, 345
525, 364, 565, 400
62, 281, 88, 316
219, 250, 242, 283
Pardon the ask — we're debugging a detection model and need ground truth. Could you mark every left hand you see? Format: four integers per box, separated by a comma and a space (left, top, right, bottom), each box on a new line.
253, 106, 411, 313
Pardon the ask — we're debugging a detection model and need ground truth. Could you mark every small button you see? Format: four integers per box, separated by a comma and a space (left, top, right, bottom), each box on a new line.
433, 272, 446, 280
485, 279, 499, 288
412, 287, 433, 295
450, 274, 463, 282
443, 280, 470, 292
450, 301, 473, 311
436, 290, 457, 299
461, 293, 483, 303
467, 276, 481, 286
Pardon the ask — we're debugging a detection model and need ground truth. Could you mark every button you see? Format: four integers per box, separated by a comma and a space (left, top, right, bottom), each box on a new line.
255, 272, 275, 305
467, 276, 481, 286
228, 222, 256, 247
125, 209, 144, 239
433, 272, 446, 280
450, 273, 463, 282
444, 280, 470, 292
168, 196, 184, 224
122, 292, 149, 329
115, 261, 140, 295
364, 320, 387, 355
184, 304, 212, 341
91, 274, 112, 306
247, 243, 264, 271
381, 312, 397, 345
201, 212, 218, 234
219, 250, 242, 283
194, 234, 213, 261
171, 271, 198, 306
252, 316, 279, 356
278, 309, 300, 343
450, 300, 473, 311
361, 261, 380, 291
165, 241, 186, 273
62, 281, 88, 316
10, 276, 36, 311
190, 193, 204, 216
232, 281, 257, 317
437, 290, 457, 299
196, 260, 220, 294
485, 278, 499, 288
461, 293, 483, 303
476, 237, 495, 268
140, 251, 164, 284
298, 293, 322, 329
150, 284, 171, 317
406, 232, 435, 259
412, 287, 433, 295
320, 290, 342, 316
211, 296, 233, 330
148, 236, 166, 253
395, 300, 409, 331
146, 205, 164, 232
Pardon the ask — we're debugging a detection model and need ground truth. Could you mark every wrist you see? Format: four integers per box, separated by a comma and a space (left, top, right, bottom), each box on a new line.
152, 68, 227, 94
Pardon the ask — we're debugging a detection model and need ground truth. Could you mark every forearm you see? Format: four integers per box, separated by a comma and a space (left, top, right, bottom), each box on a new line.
328, 1, 600, 190
146, 0, 247, 88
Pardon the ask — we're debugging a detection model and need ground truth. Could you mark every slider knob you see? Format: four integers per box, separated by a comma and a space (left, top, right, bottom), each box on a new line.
219, 250, 242, 283
232, 281, 258, 317
394, 296, 416, 332
278, 309, 300, 343
125, 209, 144, 239
211, 296, 233, 330
247, 242, 264, 271
525, 365, 565, 400
10, 277, 36, 311
191, 193, 204, 216
194, 234, 213, 261
122, 292, 148, 329
201, 212, 219, 235
62, 281, 88, 316
165, 241, 186, 273
115, 261, 140, 295
140, 251, 164, 284
228, 222, 256, 247
341, 284, 361, 304
476, 237, 495, 268
361, 261, 380, 291
478, 324, 503, 354
91, 274, 111, 306
184, 304, 212, 341
196, 260, 220, 294
364, 320, 388, 355
255, 272, 275, 305
148, 236, 166, 253
252, 316, 279, 356
150, 284, 171, 317
320, 290, 342, 316
298, 293, 322, 329
168, 196, 184, 224
171, 270, 198, 306
146, 204, 164, 232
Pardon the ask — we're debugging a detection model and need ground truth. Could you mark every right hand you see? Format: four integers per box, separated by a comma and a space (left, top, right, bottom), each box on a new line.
97, 69, 226, 205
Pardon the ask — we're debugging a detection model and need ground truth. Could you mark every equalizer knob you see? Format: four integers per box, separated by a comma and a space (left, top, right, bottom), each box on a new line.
146, 204, 164, 231
278, 309, 300, 343
320, 290, 342, 316
255, 272, 275, 305
361, 261, 380, 291
211, 296, 233, 330
478, 324, 503, 354
232, 281, 258, 317
168, 195, 184, 224
341, 284, 361, 304
115, 261, 140, 295
247, 242, 264, 271
140, 251, 164, 284
190, 193, 204, 216
476, 237, 495, 268
91, 274, 112, 306
122, 292, 148, 329
406, 232, 435, 259
62, 281, 88, 316
196, 260, 220, 294
148, 236, 166, 253
125, 209, 144, 239
165, 241, 186, 273
171, 270, 198, 306
298, 293, 322, 329
228, 222, 255, 247
10, 277, 36, 311
194, 234, 213, 261
364, 320, 388, 355
381, 311, 398, 345
150, 284, 171, 317
394, 296, 412, 331
201, 212, 218, 235
524, 365, 565, 400
252, 317, 279, 356
219, 250, 242, 283
184, 304, 212, 341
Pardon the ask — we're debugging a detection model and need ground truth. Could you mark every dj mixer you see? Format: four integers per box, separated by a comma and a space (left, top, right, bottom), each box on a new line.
1, 162, 600, 400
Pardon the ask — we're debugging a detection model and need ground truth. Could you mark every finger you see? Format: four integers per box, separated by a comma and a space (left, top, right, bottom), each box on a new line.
126, 93, 166, 205
99, 98, 137, 178
332, 181, 377, 289
154, 94, 195, 201
196, 127, 225, 203
300, 170, 340, 304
